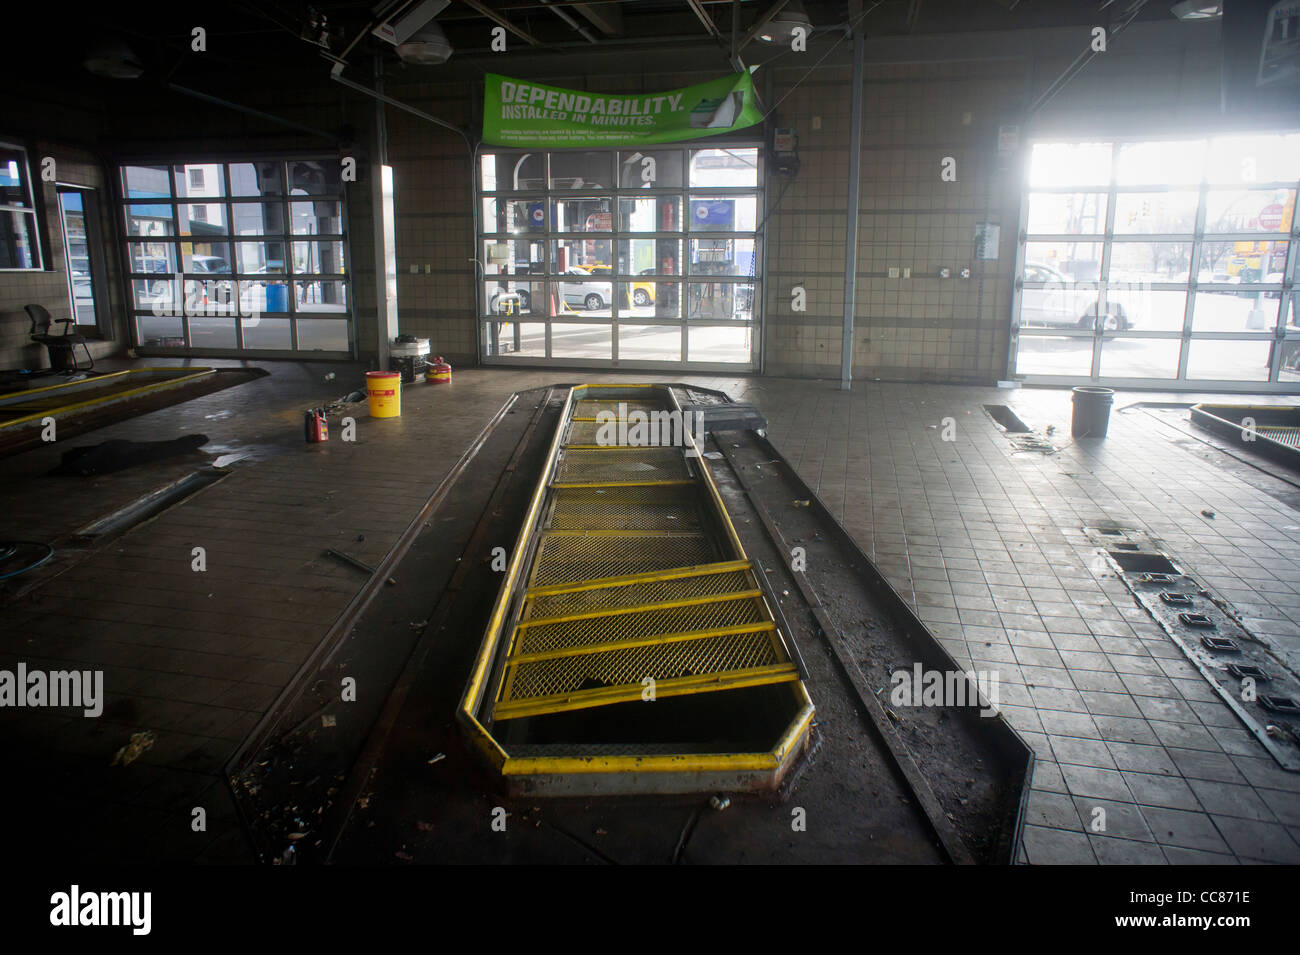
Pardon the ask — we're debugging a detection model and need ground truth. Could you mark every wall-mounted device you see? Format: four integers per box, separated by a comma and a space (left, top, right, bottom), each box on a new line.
772, 128, 800, 177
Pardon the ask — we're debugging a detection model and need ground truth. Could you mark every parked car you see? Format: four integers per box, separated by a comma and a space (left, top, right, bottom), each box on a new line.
580, 265, 657, 307
1020, 261, 1132, 330
189, 255, 231, 274
556, 266, 612, 310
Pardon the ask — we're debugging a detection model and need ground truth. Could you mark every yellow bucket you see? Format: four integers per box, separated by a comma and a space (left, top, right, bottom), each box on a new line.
366, 371, 401, 418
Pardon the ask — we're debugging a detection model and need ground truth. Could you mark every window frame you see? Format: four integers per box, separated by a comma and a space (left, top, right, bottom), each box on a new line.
115, 156, 354, 357
56, 183, 111, 337
1011, 133, 1300, 391
0, 140, 44, 272
477, 144, 763, 370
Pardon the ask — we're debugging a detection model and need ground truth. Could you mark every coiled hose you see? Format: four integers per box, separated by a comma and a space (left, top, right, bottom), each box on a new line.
0, 541, 54, 580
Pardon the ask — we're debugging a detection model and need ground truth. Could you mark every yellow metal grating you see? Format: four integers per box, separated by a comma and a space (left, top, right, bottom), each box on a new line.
553, 447, 690, 485
529, 532, 718, 586
514, 595, 768, 656
564, 418, 697, 448
470, 384, 806, 728
525, 566, 755, 620
565, 420, 617, 446
548, 485, 703, 531
1257, 426, 1300, 449
499, 630, 793, 712
573, 398, 666, 419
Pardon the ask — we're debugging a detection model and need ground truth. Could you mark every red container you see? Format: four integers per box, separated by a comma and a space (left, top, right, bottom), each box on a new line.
426, 356, 452, 384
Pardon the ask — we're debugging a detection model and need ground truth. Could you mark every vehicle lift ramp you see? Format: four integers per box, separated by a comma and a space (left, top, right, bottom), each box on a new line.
458, 384, 815, 795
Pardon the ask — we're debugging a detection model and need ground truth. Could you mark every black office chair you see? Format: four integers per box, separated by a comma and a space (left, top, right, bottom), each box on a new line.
26, 304, 94, 373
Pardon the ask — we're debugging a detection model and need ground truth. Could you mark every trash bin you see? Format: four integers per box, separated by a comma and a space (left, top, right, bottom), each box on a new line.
1071, 386, 1114, 438
266, 283, 289, 313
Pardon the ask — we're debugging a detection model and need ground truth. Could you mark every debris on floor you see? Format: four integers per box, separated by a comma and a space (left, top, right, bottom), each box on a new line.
110, 731, 156, 767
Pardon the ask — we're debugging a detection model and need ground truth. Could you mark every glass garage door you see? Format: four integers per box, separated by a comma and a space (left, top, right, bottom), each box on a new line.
1012, 134, 1300, 390
477, 146, 761, 370
119, 159, 353, 357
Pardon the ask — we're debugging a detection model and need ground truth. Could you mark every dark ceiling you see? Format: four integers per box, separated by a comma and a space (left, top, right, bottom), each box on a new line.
1, 0, 1199, 148
8, 0, 1184, 89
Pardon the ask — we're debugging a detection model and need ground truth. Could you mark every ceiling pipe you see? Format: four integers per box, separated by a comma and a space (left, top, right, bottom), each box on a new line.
329, 61, 471, 148
1025, 0, 1148, 117
166, 82, 342, 143
569, 1, 624, 35
456, 0, 544, 45
539, 0, 600, 42
686, 0, 727, 43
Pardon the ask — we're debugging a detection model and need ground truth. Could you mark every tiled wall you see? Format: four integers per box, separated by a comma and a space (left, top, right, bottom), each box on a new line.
763, 61, 1023, 382
376, 62, 1027, 380
384, 80, 477, 364
0, 144, 125, 370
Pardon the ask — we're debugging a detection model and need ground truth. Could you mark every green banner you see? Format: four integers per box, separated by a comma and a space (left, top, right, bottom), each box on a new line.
482, 72, 763, 147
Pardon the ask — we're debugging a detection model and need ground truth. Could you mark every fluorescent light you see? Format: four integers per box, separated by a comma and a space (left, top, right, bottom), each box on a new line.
1170, 1, 1222, 20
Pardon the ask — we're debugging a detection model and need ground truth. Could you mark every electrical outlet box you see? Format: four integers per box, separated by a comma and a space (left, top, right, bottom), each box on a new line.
938, 267, 951, 279
959, 267, 972, 279
902, 267, 911, 278
887, 266, 900, 279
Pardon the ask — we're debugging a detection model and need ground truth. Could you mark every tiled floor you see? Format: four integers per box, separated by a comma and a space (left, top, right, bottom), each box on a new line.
2, 362, 1298, 863
739, 379, 1300, 864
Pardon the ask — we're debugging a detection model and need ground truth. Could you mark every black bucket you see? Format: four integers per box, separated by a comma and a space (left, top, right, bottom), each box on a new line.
1071, 386, 1115, 438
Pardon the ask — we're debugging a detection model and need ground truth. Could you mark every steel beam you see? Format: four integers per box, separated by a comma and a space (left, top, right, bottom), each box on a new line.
685, 0, 725, 42
840, 5, 865, 391
457, 0, 544, 45
570, 0, 623, 34
538, 0, 599, 41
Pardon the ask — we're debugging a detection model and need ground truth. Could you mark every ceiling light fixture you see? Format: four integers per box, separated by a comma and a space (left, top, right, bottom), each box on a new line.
1170, 1, 1222, 20
757, 0, 813, 42
396, 21, 454, 64
83, 38, 144, 79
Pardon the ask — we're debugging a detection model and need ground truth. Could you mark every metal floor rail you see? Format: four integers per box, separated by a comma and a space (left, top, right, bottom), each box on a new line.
458, 383, 814, 794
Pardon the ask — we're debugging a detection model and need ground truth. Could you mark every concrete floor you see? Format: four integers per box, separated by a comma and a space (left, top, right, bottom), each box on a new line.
2, 359, 1298, 863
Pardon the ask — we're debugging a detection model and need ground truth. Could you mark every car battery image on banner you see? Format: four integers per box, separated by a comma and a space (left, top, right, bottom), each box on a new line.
690, 91, 744, 128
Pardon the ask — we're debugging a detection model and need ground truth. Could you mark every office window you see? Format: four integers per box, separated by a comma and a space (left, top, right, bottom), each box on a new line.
0, 141, 42, 271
